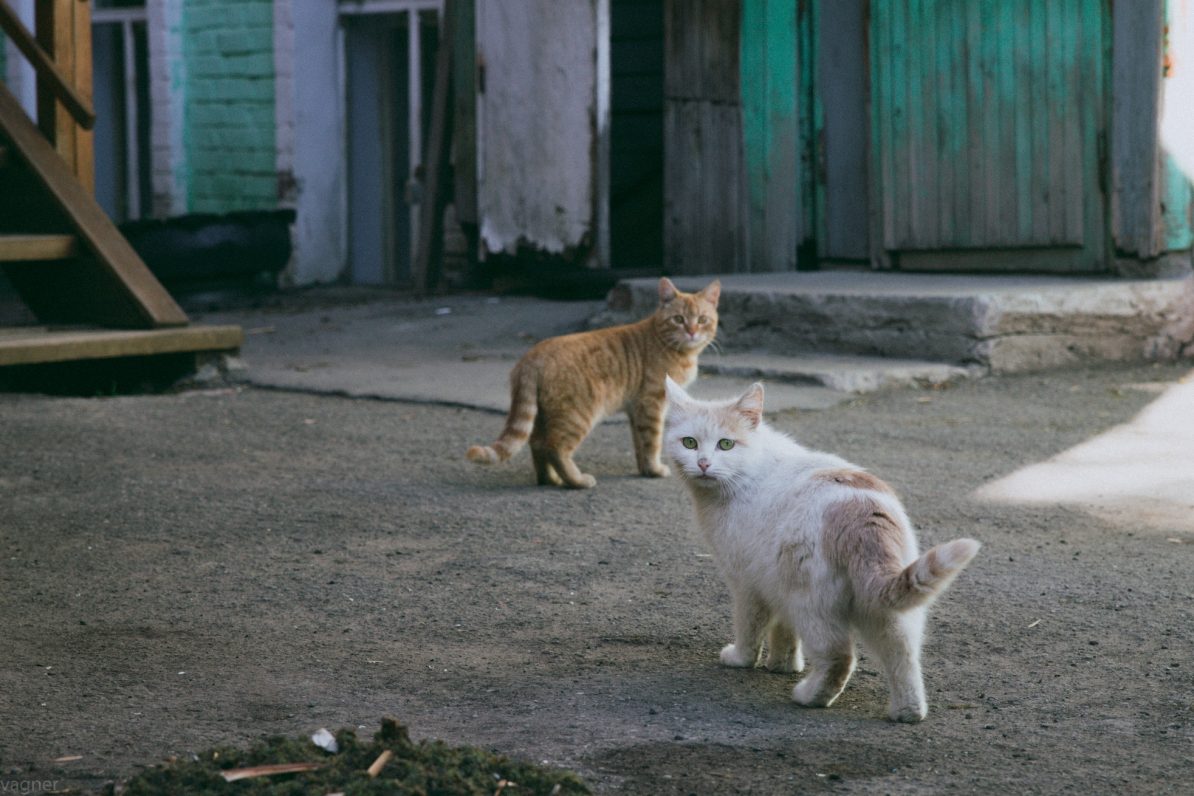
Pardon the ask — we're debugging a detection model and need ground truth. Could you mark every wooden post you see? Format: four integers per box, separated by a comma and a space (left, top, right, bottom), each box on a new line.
35, 0, 94, 195
412, 0, 457, 294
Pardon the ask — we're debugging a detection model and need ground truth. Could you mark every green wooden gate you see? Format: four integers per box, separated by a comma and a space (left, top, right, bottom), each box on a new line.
870, 0, 1110, 272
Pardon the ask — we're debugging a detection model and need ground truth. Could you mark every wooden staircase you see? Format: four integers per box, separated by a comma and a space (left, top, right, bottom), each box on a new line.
0, 0, 241, 381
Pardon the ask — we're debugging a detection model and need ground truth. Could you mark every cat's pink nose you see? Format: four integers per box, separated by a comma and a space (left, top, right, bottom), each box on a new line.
698, 458, 710, 473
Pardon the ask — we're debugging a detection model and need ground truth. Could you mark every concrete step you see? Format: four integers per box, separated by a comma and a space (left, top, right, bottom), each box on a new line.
700, 351, 976, 393
597, 271, 1194, 373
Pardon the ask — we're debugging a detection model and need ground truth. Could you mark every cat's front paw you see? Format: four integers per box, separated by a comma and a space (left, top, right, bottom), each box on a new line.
719, 643, 753, 668
642, 463, 671, 478
888, 700, 927, 723
564, 473, 597, 489
791, 679, 833, 708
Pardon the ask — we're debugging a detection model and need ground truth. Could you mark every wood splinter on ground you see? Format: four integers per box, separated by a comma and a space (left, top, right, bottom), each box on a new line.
219, 762, 323, 782
366, 749, 394, 778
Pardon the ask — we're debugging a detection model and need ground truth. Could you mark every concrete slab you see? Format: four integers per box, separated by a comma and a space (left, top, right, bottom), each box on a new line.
698, 351, 976, 393
202, 292, 851, 415
597, 271, 1194, 372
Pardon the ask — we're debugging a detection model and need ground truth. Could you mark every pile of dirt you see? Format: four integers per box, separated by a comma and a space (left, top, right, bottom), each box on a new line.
106, 719, 590, 795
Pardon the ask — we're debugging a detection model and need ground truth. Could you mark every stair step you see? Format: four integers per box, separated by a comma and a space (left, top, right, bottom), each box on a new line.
0, 233, 78, 262
700, 352, 975, 393
0, 324, 243, 367
599, 272, 1194, 374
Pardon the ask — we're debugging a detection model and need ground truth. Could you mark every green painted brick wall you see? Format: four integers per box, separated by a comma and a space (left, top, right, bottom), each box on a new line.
183, 0, 276, 213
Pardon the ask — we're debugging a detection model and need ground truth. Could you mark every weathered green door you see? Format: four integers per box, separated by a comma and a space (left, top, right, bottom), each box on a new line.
870, 0, 1110, 272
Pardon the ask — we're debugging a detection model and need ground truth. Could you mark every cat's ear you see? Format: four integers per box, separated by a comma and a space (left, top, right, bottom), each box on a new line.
664, 375, 690, 408
734, 382, 764, 428
658, 277, 678, 303
700, 279, 721, 306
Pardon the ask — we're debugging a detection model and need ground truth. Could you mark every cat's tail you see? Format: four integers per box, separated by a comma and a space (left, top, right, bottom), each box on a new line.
873, 538, 981, 611
466, 363, 538, 464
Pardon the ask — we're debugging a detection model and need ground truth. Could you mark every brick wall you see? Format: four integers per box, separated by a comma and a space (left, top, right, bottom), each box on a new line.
183, 0, 276, 213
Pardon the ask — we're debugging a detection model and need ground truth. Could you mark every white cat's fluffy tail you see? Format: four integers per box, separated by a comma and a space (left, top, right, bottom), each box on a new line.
466, 363, 537, 464
878, 538, 981, 611
828, 498, 980, 612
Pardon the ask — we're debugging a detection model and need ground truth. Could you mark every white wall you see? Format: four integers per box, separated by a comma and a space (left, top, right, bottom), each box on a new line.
284, 0, 346, 285
476, 0, 602, 261
147, 0, 188, 217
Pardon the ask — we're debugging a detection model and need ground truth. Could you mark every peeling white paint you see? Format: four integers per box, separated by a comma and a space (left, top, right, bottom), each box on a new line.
477, 0, 600, 259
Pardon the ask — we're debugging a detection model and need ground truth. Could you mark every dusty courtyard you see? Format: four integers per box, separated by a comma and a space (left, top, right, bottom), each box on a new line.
1, 348, 1192, 793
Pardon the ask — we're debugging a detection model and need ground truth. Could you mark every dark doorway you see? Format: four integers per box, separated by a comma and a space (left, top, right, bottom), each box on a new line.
610, 0, 664, 270
343, 10, 438, 285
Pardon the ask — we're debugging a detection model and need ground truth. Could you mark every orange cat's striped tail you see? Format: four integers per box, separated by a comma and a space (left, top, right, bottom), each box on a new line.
467, 363, 538, 464
873, 538, 981, 611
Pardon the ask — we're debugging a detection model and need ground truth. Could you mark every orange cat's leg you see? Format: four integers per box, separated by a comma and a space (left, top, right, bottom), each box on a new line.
629, 397, 670, 478
543, 418, 597, 489
544, 447, 595, 489
530, 446, 562, 486
530, 417, 562, 486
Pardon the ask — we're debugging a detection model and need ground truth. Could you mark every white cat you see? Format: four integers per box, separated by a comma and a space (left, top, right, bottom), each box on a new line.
664, 377, 980, 722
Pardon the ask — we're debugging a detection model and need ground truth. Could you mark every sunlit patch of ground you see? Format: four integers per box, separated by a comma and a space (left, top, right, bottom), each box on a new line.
975, 370, 1194, 535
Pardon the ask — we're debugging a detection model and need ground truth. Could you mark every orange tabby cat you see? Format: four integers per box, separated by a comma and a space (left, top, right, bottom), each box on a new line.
467, 277, 721, 488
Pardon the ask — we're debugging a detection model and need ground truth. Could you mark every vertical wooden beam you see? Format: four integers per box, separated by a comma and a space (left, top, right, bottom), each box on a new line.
450, 0, 479, 277
412, 0, 456, 293
35, 0, 93, 194
663, 0, 745, 275
1111, 0, 1164, 260
72, 0, 93, 195
740, 0, 801, 272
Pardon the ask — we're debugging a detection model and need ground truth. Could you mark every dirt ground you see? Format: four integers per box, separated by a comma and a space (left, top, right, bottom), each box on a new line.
1, 360, 1192, 794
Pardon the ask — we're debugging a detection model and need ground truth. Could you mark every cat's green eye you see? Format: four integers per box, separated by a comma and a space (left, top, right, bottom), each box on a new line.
673, 315, 685, 324
681, 437, 698, 450
717, 438, 735, 451
698, 315, 709, 324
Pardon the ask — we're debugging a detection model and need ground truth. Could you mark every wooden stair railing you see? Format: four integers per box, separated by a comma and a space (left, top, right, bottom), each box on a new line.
0, 0, 95, 131
0, 0, 185, 327
0, 0, 243, 374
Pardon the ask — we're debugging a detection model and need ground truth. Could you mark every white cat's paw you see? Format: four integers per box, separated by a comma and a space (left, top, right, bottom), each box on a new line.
719, 643, 753, 668
791, 679, 833, 708
888, 700, 927, 723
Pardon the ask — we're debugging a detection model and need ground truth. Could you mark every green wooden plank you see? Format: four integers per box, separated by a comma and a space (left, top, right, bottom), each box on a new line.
997, 0, 1017, 246
740, 0, 799, 271
964, 0, 984, 248
890, 0, 908, 247
1029, 0, 1049, 242
1161, 154, 1194, 250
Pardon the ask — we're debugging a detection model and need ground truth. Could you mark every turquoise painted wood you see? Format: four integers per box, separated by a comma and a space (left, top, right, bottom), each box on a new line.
1162, 153, 1194, 251
870, 0, 1110, 271
740, 0, 801, 271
